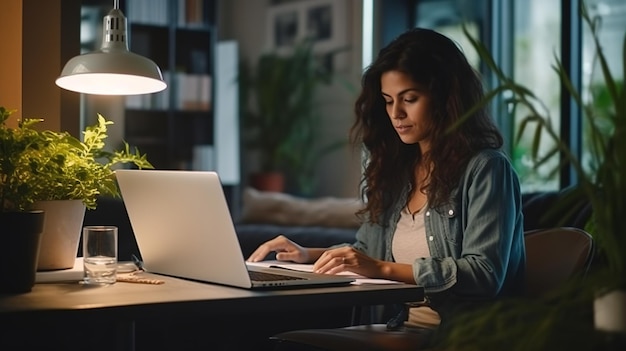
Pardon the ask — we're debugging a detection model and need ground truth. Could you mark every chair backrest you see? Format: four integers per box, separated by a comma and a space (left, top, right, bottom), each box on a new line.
523, 227, 594, 298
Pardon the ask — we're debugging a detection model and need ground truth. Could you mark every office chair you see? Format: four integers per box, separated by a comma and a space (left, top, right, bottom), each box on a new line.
522, 227, 594, 298
270, 227, 594, 351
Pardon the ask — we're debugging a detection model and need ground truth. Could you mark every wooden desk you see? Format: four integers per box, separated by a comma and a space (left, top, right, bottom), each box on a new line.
0, 273, 423, 350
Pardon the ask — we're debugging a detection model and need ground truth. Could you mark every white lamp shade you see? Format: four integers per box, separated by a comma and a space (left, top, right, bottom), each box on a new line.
56, 49, 167, 95
56, 5, 167, 96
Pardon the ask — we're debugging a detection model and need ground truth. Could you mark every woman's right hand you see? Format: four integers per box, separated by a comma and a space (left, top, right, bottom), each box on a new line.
246, 235, 311, 263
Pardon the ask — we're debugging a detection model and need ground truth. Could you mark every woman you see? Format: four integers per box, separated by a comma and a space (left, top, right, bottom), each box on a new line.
248, 28, 525, 333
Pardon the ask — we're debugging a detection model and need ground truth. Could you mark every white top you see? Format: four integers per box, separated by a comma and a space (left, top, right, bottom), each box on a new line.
392, 205, 440, 329
392, 206, 431, 262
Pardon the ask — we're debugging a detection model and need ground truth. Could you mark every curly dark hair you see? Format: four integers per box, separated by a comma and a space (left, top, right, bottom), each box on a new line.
350, 27, 503, 223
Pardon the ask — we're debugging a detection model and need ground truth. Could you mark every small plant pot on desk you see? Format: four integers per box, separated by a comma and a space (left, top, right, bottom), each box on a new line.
0, 210, 45, 294
34, 200, 86, 271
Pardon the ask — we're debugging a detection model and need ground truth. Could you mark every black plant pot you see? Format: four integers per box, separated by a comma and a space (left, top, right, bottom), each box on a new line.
0, 210, 45, 294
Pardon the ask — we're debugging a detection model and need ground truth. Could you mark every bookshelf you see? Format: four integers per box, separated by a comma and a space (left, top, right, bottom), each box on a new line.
121, 0, 217, 170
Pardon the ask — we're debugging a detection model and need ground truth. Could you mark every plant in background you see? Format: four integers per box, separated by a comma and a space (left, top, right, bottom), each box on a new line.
239, 40, 349, 195
0, 106, 153, 212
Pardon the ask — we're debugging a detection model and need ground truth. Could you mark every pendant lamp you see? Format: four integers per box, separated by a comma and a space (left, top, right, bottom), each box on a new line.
56, 0, 167, 95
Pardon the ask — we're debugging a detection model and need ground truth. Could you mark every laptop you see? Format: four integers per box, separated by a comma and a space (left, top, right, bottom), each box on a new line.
115, 169, 354, 289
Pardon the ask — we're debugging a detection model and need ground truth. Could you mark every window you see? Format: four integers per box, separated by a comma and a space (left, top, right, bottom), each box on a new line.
581, 0, 626, 178
510, 0, 562, 192
415, 0, 486, 69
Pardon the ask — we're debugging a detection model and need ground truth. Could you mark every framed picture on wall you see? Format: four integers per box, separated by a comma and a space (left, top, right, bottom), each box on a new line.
266, 0, 348, 55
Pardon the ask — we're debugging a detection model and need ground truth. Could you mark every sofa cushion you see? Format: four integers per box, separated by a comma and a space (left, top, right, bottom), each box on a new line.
240, 187, 363, 229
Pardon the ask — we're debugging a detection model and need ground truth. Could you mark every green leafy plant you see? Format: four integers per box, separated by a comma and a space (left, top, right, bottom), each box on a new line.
1, 106, 153, 212
239, 40, 349, 195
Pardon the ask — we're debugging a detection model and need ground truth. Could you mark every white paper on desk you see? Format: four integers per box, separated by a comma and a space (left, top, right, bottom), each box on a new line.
247, 260, 402, 285
35, 257, 84, 283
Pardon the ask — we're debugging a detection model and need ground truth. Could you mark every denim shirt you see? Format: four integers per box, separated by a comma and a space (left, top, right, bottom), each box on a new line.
351, 149, 526, 310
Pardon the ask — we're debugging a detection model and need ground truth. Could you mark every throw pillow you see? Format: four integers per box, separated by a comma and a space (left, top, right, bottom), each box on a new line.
240, 187, 363, 228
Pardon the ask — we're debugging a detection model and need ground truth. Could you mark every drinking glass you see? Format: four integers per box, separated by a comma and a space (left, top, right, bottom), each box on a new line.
82, 225, 118, 285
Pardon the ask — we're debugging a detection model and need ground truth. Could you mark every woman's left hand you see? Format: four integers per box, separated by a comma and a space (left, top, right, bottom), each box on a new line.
312, 246, 384, 278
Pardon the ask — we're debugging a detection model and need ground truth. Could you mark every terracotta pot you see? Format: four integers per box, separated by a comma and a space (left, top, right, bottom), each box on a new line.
34, 200, 86, 271
0, 210, 45, 293
249, 172, 285, 192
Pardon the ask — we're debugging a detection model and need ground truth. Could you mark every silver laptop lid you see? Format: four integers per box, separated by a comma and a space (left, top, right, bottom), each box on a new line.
115, 169, 354, 289
116, 169, 254, 288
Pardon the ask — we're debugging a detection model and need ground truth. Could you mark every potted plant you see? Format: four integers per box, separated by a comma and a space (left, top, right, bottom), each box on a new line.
239, 40, 347, 195
1, 106, 152, 291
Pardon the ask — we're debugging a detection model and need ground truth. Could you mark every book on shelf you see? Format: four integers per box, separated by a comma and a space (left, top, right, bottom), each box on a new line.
126, 71, 211, 112
175, 73, 212, 111
126, 0, 207, 27
127, 0, 169, 26
179, 0, 206, 27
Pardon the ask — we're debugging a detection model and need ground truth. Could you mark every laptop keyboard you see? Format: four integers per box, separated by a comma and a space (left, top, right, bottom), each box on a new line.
248, 270, 306, 282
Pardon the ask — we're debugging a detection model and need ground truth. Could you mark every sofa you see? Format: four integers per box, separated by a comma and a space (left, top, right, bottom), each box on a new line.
81, 187, 592, 263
